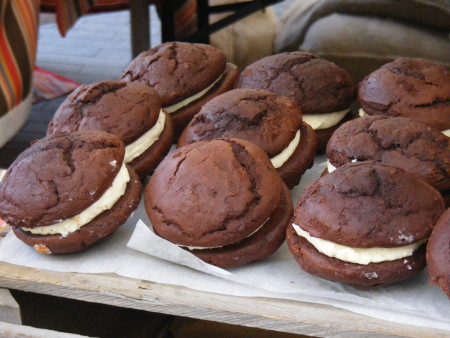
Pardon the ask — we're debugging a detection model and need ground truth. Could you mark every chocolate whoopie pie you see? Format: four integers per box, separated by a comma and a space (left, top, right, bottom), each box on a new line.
121, 42, 239, 135
427, 207, 450, 298
237, 51, 356, 150
0, 131, 141, 254
178, 89, 317, 188
287, 162, 445, 288
47, 81, 174, 179
358, 58, 450, 135
145, 138, 293, 268
326, 116, 450, 204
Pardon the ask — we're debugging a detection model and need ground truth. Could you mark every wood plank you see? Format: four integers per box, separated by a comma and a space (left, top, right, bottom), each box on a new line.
129, 0, 150, 57
0, 289, 21, 324
0, 320, 87, 338
0, 262, 447, 338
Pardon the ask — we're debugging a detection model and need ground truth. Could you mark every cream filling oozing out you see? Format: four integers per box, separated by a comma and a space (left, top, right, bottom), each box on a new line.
22, 163, 130, 237
179, 218, 270, 250
292, 224, 426, 265
359, 109, 450, 136
124, 109, 166, 163
326, 159, 357, 173
0, 169, 6, 182
302, 108, 350, 130
270, 130, 301, 168
164, 74, 223, 113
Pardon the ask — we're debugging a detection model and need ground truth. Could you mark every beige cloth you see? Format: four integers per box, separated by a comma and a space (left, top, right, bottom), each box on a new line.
210, 0, 278, 70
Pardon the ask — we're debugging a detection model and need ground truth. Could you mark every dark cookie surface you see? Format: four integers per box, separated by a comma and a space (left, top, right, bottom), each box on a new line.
427, 207, 450, 297
178, 89, 302, 156
286, 225, 426, 288
0, 131, 124, 228
192, 184, 293, 268
294, 162, 444, 248
121, 42, 226, 106
327, 116, 450, 192
48, 81, 161, 144
145, 138, 284, 247
358, 58, 450, 131
13, 166, 141, 254
169, 63, 239, 135
237, 51, 356, 115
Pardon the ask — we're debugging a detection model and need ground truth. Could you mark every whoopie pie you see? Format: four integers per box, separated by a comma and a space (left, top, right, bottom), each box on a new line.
237, 51, 356, 150
121, 42, 239, 135
0, 131, 141, 254
358, 57, 450, 136
145, 138, 293, 268
326, 116, 450, 205
47, 81, 173, 179
178, 89, 317, 188
427, 207, 450, 298
287, 161, 444, 288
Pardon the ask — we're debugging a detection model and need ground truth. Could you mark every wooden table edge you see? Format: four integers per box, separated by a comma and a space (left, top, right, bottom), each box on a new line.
0, 262, 447, 337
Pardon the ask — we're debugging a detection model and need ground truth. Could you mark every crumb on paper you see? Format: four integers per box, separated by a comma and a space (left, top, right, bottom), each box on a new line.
33, 244, 52, 255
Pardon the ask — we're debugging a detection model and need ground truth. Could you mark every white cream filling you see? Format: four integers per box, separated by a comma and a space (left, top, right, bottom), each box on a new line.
292, 223, 425, 265
22, 163, 130, 237
358, 108, 368, 118
124, 109, 166, 163
270, 130, 301, 168
326, 158, 357, 173
302, 108, 350, 130
442, 129, 450, 137
164, 74, 223, 113
179, 218, 270, 250
0, 169, 6, 182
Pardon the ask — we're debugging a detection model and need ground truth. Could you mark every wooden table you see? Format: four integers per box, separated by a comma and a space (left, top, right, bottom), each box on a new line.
0, 261, 448, 337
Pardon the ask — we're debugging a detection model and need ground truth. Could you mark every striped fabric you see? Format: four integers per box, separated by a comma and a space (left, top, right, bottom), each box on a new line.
0, 0, 39, 118
33, 67, 80, 103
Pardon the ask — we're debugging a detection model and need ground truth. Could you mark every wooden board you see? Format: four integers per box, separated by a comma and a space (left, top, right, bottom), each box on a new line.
0, 262, 448, 337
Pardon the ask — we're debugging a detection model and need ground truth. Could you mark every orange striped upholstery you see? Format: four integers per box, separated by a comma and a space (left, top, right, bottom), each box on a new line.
0, 0, 39, 117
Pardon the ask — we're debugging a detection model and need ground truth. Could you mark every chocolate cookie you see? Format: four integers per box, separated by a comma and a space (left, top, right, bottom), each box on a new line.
326, 116, 450, 200
358, 58, 450, 134
0, 131, 141, 254
237, 51, 356, 150
47, 81, 174, 179
427, 207, 450, 298
121, 42, 239, 134
178, 89, 317, 188
287, 162, 445, 288
145, 138, 293, 268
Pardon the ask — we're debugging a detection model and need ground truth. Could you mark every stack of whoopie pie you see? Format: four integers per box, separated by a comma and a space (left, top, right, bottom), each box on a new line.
145, 138, 293, 268
121, 41, 239, 135
178, 88, 317, 188
358, 57, 450, 136
48, 81, 174, 179
237, 51, 356, 150
0, 131, 141, 254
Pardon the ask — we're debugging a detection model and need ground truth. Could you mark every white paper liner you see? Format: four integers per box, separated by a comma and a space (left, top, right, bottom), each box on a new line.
0, 155, 449, 332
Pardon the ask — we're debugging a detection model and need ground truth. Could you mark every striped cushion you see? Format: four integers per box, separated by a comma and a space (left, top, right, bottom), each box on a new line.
0, 0, 39, 117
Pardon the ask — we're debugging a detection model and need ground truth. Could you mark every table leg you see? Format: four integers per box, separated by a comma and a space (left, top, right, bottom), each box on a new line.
130, 0, 150, 57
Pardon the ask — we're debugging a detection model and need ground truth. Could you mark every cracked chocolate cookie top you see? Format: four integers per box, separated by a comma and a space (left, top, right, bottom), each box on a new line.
294, 162, 445, 248
121, 42, 226, 106
47, 81, 162, 144
427, 207, 450, 296
358, 58, 450, 131
178, 89, 302, 156
237, 51, 356, 115
145, 138, 284, 247
327, 116, 450, 192
0, 131, 125, 228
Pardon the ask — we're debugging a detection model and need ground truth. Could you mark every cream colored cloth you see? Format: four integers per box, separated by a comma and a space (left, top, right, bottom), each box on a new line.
210, 0, 278, 70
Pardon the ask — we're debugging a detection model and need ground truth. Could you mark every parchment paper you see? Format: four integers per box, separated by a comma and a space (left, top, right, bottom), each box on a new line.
0, 157, 448, 331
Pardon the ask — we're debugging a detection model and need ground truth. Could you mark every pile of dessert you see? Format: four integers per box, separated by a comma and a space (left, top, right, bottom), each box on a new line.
0, 42, 448, 297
